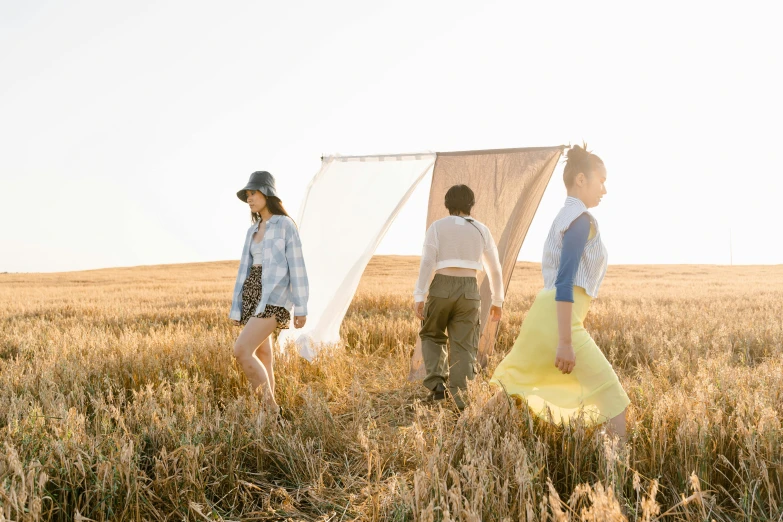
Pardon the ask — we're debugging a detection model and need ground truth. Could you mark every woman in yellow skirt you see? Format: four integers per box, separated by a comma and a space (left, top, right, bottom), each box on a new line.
490, 144, 629, 439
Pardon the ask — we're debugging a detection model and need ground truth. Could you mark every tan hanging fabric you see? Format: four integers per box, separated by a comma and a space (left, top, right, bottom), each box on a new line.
409, 146, 564, 380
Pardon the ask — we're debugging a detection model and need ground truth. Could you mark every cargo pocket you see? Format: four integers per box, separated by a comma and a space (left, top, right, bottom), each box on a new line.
463, 289, 482, 357
464, 291, 481, 316
464, 290, 481, 301
423, 282, 447, 323
472, 315, 481, 352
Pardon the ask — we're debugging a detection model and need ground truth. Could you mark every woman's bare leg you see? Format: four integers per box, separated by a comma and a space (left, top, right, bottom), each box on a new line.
606, 408, 627, 443
233, 317, 278, 409
255, 336, 275, 396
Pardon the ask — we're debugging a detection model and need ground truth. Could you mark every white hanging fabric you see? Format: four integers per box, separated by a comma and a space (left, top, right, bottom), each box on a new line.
279, 153, 436, 360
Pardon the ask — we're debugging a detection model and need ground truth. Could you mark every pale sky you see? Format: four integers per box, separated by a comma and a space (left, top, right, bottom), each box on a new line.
1, 0, 781, 273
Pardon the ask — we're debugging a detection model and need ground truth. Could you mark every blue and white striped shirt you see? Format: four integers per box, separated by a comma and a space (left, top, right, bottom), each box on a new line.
542, 197, 608, 298
229, 215, 309, 319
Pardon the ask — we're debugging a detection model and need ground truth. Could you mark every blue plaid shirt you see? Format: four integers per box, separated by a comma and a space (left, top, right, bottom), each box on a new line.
229, 215, 309, 319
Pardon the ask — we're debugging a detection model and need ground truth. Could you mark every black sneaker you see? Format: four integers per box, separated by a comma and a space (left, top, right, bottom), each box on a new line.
430, 383, 448, 401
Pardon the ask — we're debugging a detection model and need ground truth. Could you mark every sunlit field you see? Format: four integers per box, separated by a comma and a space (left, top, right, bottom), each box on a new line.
1, 257, 782, 521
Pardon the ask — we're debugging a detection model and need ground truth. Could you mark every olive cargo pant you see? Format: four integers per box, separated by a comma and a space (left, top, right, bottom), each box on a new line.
419, 274, 481, 408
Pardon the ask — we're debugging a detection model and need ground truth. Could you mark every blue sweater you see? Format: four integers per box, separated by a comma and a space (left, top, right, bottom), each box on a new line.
554, 213, 591, 303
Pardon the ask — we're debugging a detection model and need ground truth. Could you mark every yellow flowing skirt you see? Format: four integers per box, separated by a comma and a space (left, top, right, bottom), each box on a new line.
490, 287, 629, 425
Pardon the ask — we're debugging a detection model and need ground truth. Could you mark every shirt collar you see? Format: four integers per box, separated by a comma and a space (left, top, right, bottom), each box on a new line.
254, 214, 282, 231
564, 196, 587, 211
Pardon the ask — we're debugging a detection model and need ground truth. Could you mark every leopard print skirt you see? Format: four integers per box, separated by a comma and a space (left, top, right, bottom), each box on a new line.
240, 265, 291, 331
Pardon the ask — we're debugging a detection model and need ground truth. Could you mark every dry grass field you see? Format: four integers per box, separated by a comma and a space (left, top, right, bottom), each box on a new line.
1, 257, 782, 521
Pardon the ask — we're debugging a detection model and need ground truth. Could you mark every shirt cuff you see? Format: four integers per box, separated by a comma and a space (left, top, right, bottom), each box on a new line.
414, 293, 426, 303
554, 286, 575, 303
491, 298, 504, 307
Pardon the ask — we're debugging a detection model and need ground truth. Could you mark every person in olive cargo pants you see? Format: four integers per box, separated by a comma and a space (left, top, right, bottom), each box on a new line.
413, 185, 504, 409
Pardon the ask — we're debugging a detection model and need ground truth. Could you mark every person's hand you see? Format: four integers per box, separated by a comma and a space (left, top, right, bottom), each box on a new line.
489, 305, 502, 322
294, 316, 306, 329
230, 319, 241, 326
413, 301, 425, 321
555, 343, 576, 374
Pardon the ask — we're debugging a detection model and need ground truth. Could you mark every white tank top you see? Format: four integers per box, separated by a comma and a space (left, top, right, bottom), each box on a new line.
250, 240, 263, 266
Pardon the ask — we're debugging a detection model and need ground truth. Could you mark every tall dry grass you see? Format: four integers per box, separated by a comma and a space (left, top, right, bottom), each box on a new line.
1, 257, 781, 520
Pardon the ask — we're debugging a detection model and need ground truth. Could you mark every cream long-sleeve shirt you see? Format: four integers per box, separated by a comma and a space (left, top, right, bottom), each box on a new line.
414, 216, 504, 307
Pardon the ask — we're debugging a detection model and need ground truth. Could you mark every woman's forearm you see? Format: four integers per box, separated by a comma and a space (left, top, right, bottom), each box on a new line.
556, 300, 572, 345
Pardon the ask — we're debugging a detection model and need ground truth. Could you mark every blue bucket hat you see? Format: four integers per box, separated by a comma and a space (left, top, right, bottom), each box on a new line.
237, 171, 278, 202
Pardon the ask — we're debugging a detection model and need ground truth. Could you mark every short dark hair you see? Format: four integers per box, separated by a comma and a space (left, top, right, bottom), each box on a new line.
444, 184, 475, 215
563, 143, 604, 188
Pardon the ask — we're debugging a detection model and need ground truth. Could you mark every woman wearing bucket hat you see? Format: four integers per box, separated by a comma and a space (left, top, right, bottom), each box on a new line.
229, 171, 309, 417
